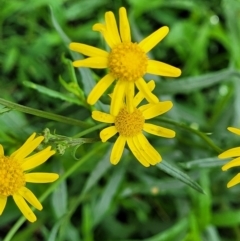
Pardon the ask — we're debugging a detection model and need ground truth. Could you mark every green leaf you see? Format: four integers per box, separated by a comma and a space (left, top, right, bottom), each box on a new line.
180, 157, 229, 169
59, 75, 84, 100
82, 204, 94, 241
145, 217, 188, 241
156, 69, 240, 95
51, 167, 68, 219
82, 150, 112, 194
23, 80, 83, 105
212, 210, 240, 227
157, 160, 204, 194
50, 6, 104, 111
92, 162, 125, 226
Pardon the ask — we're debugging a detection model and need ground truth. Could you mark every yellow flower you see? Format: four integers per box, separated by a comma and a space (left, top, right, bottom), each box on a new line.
69, 7, 181, 115
218, 127, 240, 188
0, 133, 59, 222
92, 80, 175, 166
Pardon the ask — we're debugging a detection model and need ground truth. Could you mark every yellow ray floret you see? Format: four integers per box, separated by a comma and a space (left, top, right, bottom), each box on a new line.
218, 127, 240, 188
0, 133, 59, 222
69, 7, 181, 115
91, 81, 175, 167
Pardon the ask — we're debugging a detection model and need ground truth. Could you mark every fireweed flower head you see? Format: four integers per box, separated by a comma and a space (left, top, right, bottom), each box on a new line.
218, 127, 240, 188
0, 133, 59, 222
92, 80, 175, 166
69, 7, 181, 116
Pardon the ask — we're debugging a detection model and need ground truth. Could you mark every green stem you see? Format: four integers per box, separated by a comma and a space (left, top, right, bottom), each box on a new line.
0, 98, 91, 128
74, 123, 107, 138
3, 143, 105, 241
159, 117, 223, 154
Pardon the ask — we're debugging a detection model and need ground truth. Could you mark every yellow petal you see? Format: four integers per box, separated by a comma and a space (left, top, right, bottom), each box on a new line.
143, 123, 175, 138
69, 43, 109, 57
93, 23, 114, 48
227, 173, 240, 188
142, 101, 173, 119
0, 195, 7, 215
21, 147, 55, 171
25, 173, 59, 183
218, 147, 240, 159
87, 74, 115, 105
110, 136, 126, 165
72, 57, 108, 68
105, 11, 121, 45
133, 134, 161, 165
13, 194, 36, 222
11, 135, 44, 160
135, 78, 159, 103
138, 134, 161, 162
100, 126, 118, 142
10, 133, 36, 157
126, 82, 135, 113
119, 7, 131, 42
110, 80, 127, 116
127, 137, 150, 167
138, 26, 169, 53
222, 157, 240, 171
0, 144, 4, 156
133, 80, 156, 107
92, 111, 115, 123
228, 127, 240, 136
147, 60, 181, 77
18, 187, 42, 210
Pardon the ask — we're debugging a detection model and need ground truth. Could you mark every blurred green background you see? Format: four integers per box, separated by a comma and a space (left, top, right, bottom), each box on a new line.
1, 0, 240, 240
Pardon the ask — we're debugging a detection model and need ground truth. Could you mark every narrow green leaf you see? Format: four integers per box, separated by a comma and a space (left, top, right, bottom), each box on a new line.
145, 217, 188, 241
204, 226, 222, 241
82, 204, 94, 241
51, 167, 68, 219
198, 170, 211, 229
180, 157, 229, 169
156, 69, 240, 95
157, 160, 204, 194
93, 162, 125, 226
59, 75, 84, 99
82, 150, 112, 194
50, 6, 104, 111
23, 80, 83, 105
212, 210, 240, 227
48, 219, 63, 241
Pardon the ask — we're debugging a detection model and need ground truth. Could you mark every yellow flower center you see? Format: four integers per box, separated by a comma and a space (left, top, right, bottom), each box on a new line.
0, 155, 25, 196
115, 107, 145, 137
108, 42, 148, 81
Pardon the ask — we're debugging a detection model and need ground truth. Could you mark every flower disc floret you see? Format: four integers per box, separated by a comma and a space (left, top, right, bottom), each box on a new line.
0, 156, 25, 196
108, 42, 148, 81
115, 107, 144, 137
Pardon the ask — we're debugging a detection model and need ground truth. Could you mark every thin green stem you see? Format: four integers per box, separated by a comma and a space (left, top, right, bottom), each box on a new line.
3, 143, 105, 241
158, 117, 223, 154
0, 98, 91, 128
74, 123, 107, 138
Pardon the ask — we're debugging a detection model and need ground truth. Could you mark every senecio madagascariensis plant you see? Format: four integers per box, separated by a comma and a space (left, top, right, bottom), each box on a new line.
0, 133, 59, 222
92, 81, 175, 166
69, 7, 181, 116
218, 127, 240, 188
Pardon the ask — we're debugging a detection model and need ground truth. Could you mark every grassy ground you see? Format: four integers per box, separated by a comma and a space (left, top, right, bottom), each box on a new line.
1, 0, 240, 240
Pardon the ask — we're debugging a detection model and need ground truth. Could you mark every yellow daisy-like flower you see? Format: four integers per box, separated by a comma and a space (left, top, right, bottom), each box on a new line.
218, 127, 240, 188
92, 80, 175, 166
70, 7, 181, 115
0, 133, 59, 222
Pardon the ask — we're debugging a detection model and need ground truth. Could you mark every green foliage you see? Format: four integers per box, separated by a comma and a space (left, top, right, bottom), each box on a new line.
1, 0, 240, 240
